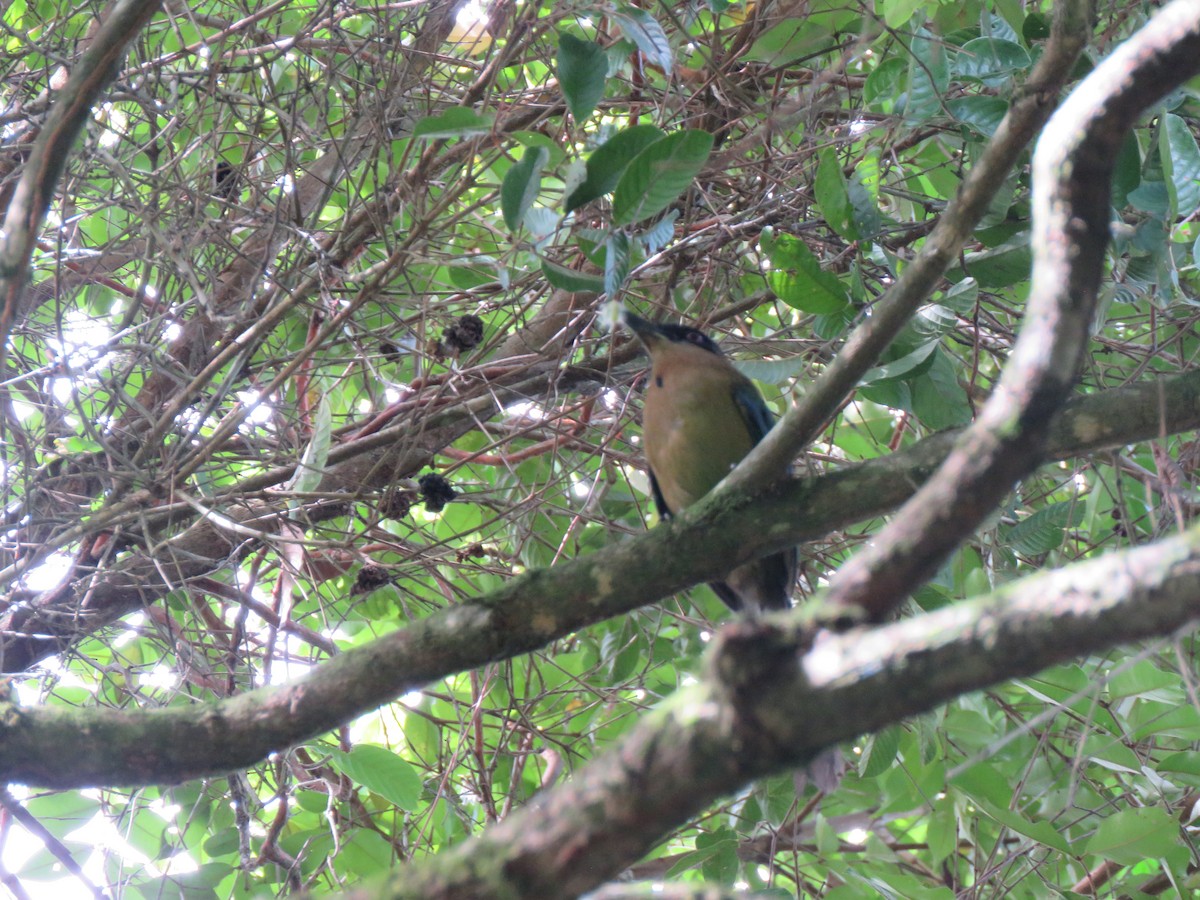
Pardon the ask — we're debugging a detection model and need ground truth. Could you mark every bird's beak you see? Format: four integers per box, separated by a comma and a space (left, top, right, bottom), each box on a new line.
622, 310, 667, 352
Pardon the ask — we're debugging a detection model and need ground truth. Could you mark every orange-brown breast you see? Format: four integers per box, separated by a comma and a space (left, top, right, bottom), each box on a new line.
641, 342, 757, 514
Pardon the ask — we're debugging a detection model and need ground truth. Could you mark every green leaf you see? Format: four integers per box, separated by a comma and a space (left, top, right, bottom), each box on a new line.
941, 277, 979, 313
745, 18, 832, 66
1131, 115, 1171, 216
558, 33, 608, 123
1162, 113, 1200, 218
956, 236, 1031, 289
541, 258, 605, 292
566, 124, 665, 211
512, 129, 565, 166
610, 6, 672, 73
290, 397, 331, 497
983, 803, 1072, 853
604, 232, 631, 296
947, 96, 1009, 138
667, 827, 738, 879
1022, 11, 1052, 41
849, 154, 882, 240
815, 814, 839, 855
926, 794, 958, 865
412, 107, 494, 140
203, 826, 241, 857
911, 351, 972, 430
864, 57, 907, 113
733, 355, 809, 385
860, 339, 939, 385
328, 744, 422, 810
1106, 659, 1183, 700
815, 148, 857, 242
1159, 751, 1200, 776
1085, 807, 1179, 866
859, 727, 902, 778
953, 38, 1031, 87
905, 28, 949, 125
639, 209, 678, 255
760, 229, 848, 314
953, 766, 1071, 852
1005, 501, 1085, 556
1112, 130, 1142, 208
881, 0, 925, 29
501, 146, 549, 232
612, 130, 713, 226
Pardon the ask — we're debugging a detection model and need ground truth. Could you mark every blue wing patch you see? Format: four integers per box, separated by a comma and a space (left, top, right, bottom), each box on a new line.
731, 381, 775, 445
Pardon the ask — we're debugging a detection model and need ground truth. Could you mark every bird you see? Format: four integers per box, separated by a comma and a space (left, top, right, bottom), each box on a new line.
623, 310, 796, 613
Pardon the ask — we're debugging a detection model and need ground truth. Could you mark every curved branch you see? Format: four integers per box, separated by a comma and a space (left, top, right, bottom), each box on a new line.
723, 0, 1092, 496
827, 0, 1200, 620
0, 0, 162, 347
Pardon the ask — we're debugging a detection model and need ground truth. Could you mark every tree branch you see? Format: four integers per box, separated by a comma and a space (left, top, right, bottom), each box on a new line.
826, 0, 1200, 620
4, 367, 1200, 781
722, 0, 1092, 496
365, 520, 1200, 899
0, 0, 162, 348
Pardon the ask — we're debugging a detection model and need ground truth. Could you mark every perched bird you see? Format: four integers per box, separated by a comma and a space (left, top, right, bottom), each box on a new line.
624, 311, 796, 613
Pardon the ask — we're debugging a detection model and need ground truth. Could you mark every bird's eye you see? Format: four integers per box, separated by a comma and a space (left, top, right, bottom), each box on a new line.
687, 332, 705, 346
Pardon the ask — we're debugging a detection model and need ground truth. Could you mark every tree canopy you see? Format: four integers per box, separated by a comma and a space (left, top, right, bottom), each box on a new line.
4, 0, 1200, 897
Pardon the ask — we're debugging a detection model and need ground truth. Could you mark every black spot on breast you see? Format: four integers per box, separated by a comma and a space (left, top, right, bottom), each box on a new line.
655, 375, 663, 388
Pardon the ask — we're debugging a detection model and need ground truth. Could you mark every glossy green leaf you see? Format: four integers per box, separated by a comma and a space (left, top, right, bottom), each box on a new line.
639, 209, 678, 255
815, 148, 856, 241
501, 146, 549, 232
541, 258, 605, 292
566, 124, 665, 211
558, 33, 608, 123
904, 28, 949, 124
864, 57, 907, 113
290, 396, 331, 498
412, 106, 494, 140
761, 229, 848, 313
603, 232, 631, 296
957, 236, 1031, 289
1162, 113, 1200, 218
953, 38, 1031, 87
610, 6, 672, 72
911, 351, 972, 430
859, 726, 902, 778
1112, 130, 1143, 208
849, 154, 882, 240
612, 129, 713, 225
860, 339, 939, 386
1085, 807, 1179, 866
733, 355, 809, 385
1022, 11, 1051, 42
746, 18, 832, 66
329, 744, 422, 810
1005, 501, 1085, 556
947, 96, 1009, 138
881, 0, 925, 29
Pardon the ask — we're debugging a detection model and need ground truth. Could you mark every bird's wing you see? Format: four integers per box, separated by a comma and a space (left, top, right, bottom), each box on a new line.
731, 380, 775, 445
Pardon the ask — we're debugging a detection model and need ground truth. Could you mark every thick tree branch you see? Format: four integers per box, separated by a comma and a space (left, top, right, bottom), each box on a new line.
366, 521, 1200, 899
4, 367, 1200, 780
827, 0, 1200, 620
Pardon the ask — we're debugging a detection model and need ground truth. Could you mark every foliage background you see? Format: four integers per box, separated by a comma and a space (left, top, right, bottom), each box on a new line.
2, 0, 1200, 897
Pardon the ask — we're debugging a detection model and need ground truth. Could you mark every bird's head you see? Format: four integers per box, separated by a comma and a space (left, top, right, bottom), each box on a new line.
622, 310, 723, 360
